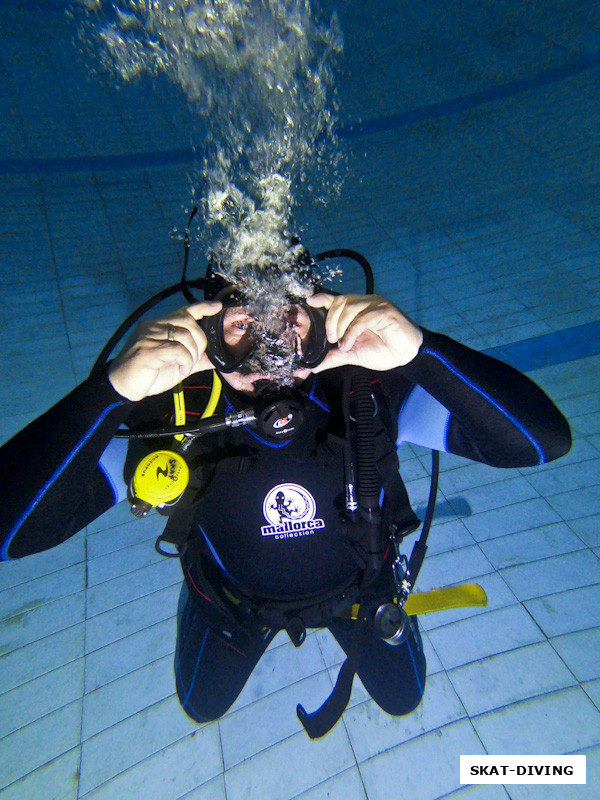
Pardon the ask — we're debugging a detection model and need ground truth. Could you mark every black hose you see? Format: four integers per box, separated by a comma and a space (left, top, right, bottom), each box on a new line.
90, 278, 207, 377
351, 369, 380, 511
180, 205, 201, 304
316, 249, 375, 295
406, 449, 439, 589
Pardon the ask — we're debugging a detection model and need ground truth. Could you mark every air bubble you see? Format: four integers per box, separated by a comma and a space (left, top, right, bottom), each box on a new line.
75, 0, 347, 382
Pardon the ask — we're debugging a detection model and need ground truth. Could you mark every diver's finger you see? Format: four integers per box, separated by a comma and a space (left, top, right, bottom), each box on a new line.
310, 345, 356, 373
185, 301, 223, 320
323, 295, 350, 343
331, 297, 375, 343
144, 315, 205, 360
170, 305, 220, 358
156, 323, 202, 365
142, 338, 198, 375
306, 293, 335, 309
338, 309, 387, 352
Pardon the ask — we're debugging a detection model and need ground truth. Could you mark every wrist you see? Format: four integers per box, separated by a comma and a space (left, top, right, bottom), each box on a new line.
107, 362, 140, 402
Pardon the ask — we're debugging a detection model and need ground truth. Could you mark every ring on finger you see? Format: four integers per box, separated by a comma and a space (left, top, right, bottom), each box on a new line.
167, 326, 175, 342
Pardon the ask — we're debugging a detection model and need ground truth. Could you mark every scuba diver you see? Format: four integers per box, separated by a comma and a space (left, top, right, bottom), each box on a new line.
0, 248, 572, 738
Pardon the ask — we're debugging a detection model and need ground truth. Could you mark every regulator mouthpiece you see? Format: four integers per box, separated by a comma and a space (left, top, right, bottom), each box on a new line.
252, 384, 306, 442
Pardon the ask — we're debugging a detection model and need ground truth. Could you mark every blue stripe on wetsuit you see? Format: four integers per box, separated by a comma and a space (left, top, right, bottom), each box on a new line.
199, 525, 238, 584
422, 348, 546, 464
1, 401, 124, 561
397, 348, 547, 464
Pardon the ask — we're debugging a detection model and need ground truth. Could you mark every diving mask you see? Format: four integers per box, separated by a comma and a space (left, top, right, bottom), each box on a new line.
199, 300, 330, 374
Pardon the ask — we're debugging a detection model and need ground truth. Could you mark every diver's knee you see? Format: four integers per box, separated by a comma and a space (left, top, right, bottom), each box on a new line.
376, 686, 425, 717
180, 703, 224, 725
176, 676, 232, 724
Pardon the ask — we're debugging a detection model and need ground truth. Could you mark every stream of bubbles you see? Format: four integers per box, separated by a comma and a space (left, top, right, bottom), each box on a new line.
73, 1, 345, 381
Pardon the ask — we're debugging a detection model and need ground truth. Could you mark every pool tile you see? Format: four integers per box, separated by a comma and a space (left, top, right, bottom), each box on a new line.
525, 584, 600, 637
550, 628, 600, 682
568, 514, 600, 548
0, 625, 84, 699
78, 696, 198, 795
86, 539, 165, 587
359, 719, 485, 800
0, 564, 85, 621
0, 659, 84, 740
0, 591, 85, 653
0, 748, 81, 800
85, 583, 180, 652
232, 633, 329, 711
84, 618, 175, 692
500, 550, 600, 601
424, 518, 476, 556
583, 679, 600, 712
224, 724, 355, 800
293, 767, 367, 800
479, 522, 585, 570
463, 499, 562, 542
447, 476, 539, 516
179, 775, 226, 800
86, 559, 181, 618
0, 701, 82, 789
418, 545, 495, 592
448, 642, 576, 717
546, 485, 600, 521
85, 515, 164, 560
81, 654, 175, 740
472, 687, 600, 755
79, 726, 222, 800
343, 671, 467, 762
427, 605, 545, 670
0, 537, 84, 591
220, 670, 334, 768
450, 787, 510, 799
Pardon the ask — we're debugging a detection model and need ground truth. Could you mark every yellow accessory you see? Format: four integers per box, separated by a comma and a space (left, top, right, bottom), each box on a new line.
172, 370, 222, 442
404, 582, 488, 615
344, 583, 488, 620
172, 381, 186, 442
202, 370, 223, 419
131, 450, 189, 507
131, 372, 223, 517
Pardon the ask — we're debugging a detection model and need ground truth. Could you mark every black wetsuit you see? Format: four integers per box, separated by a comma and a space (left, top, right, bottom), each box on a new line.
0, 329, 571, 723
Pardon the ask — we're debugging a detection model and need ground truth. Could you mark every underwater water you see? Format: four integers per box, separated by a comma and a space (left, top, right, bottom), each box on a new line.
0, 0, 600, 798
73, 0, 347, 383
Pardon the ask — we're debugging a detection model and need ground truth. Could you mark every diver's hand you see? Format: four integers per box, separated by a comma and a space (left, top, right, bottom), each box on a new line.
108, 302, 222, 401
306, 293, 423, 372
